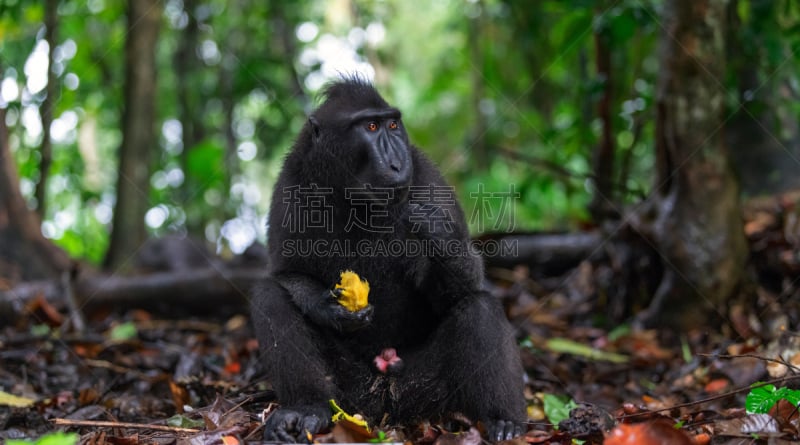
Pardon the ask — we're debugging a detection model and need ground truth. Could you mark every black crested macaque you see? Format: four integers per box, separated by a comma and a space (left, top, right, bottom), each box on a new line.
251, 78, 526, 442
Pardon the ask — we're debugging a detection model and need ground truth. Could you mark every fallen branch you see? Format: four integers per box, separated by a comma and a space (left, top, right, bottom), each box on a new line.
2, 232, 604, 320
478, 231, 603, 276
52, 418, 200, 434
0, 267, 267, 321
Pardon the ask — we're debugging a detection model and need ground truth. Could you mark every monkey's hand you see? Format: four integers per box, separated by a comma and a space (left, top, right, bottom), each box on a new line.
333, 270, 370, 311
307, 289, 373, 333
263, 405, 331, 443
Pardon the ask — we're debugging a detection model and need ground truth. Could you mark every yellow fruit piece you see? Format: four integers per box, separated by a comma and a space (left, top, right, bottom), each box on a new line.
334, 270, 369, 312
329, 399, 371, 432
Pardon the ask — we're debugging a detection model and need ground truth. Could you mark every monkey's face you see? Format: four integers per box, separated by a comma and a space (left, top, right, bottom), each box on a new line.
350, 113, 412, 198
310, 106, 413, 202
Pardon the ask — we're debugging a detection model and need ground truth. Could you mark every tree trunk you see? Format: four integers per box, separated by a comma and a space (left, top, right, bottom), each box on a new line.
221, 60, 237, 205
724, 0, 800, 194
174, 0, 202, 167
0, 106, 71, 283
640, 0, 747, 328
35, 0, 59, 219
218, 0, 245, 228
103, 0, 162, 271
273, 2, 310, 112
588, 23, 616, 221
173, 0, 205, 236
467, 5, 489, 170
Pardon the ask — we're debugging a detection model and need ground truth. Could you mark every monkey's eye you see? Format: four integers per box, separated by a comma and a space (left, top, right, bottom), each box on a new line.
366, 122, 379, 132
388, 121, 398, 130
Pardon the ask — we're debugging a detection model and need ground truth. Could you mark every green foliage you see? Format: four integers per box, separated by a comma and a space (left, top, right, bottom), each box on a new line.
7, 432, 78, 445
546, 337, 629, 364
745, 384, 800, 414
368, 430, 390, 443
108, 321, 138, 341
606, 324, 631, 342
2, 0, 800, 261
542, 393, 578, 427
30, 324, 50, 337
166, 414, 206, 428
55, 219, 109, 264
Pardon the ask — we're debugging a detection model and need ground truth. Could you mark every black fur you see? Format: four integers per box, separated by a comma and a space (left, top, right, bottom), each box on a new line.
251, 77, 526, 442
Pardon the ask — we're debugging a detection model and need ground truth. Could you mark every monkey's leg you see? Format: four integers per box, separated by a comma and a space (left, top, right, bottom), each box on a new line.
251, 279, 337, 443
396, 292, 527, 441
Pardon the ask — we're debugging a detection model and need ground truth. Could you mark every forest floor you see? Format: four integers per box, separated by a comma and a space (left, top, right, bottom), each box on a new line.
2, 194, 800, 445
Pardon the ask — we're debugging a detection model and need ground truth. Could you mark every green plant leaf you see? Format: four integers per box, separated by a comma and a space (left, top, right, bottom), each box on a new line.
108, 321, 138, 341
542, 393, 577, 427
166, 414, 205, 428
744, 384, 800, 414
746, 383, 778, 413
7, 432, 78, 445
546, 337, 629, 363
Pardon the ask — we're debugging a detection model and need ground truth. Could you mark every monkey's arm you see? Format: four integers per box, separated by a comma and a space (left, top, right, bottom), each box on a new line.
415, 227, 485, 315
405, 150, 486, 314
274, 272, 374, 332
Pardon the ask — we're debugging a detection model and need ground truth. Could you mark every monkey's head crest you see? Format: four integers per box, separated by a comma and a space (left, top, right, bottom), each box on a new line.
314, 75, 391, 120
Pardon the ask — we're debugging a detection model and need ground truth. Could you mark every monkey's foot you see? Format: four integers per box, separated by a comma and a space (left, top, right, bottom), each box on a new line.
373, 348, 404, 375
263, 405, 331, 443
485, 418, 525, 443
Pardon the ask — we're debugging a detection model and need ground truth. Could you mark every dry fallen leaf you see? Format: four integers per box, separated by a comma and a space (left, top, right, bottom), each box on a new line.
0, 390, 35, 408
715, 413, 781, 436
604, 421, 693, 445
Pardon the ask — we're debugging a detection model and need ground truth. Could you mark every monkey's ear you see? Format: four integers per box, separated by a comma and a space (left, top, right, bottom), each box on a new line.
309, 116, 321, 143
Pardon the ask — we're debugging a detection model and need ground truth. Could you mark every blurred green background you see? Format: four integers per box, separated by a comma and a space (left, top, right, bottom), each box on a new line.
1, 0, 798, 265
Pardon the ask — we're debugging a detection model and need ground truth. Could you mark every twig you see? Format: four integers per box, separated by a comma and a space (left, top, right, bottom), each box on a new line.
51, 418, 200, 434
697, 352, 800, 373
619, 374, 800, 420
